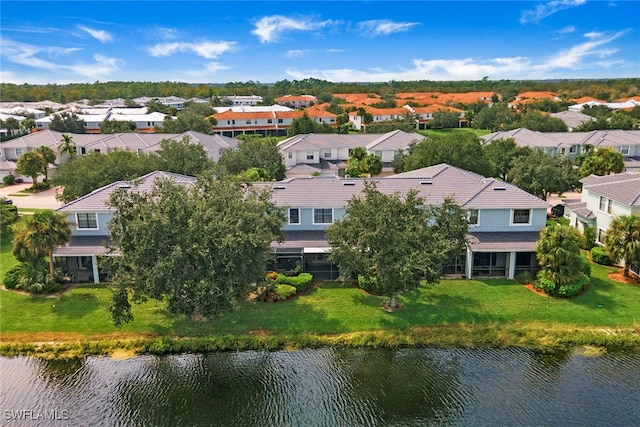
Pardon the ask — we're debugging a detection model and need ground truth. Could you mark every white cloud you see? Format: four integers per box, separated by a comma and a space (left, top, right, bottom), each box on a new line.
251, 15, 334, 43
357, 20, 419, 36
148, 41, 235, 59
77, 25, 113, 43
285, 48, 344, 58
520, 0, 586, 24
2, 25, 61, 34
557, 26, 576, 34
285, 30, 630, 82
546, 30, 628, 69
0, 38, 120, 81
156, 26, 180, 40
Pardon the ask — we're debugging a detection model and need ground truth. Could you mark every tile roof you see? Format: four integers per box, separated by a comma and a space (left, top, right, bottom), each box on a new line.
580, 173, 640, 207
53, 236, 113, 256
277, 130, 420, 152
272, 230, 329, 251
57, 171, 195, 213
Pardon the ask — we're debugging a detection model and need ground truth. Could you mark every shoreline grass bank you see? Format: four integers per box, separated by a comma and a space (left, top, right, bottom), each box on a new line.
2, 322, 639, 359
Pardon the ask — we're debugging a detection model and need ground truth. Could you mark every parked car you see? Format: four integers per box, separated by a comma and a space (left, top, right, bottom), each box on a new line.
1, 197, 13, 205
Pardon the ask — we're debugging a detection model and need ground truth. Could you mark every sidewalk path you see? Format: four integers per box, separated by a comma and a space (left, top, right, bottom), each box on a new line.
1, 184, 64, 210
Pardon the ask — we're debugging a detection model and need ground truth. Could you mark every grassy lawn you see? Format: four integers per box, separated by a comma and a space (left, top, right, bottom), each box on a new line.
1, 227, 639, 353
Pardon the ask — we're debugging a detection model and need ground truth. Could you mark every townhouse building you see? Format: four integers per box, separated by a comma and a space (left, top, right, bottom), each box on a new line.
211, 107, 336, 137
563, 172, 640, 276
275, 95, 318, 108
481, 128, 640, 171
0, 130, 238, 181
52, 164, 549, 283
277, 130, 421, 176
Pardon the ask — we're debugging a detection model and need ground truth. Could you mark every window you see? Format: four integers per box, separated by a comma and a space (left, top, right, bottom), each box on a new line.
81, 147, 87, 155
597, 228, 606, 245
306, 152, 314, 160
374, 151, 382, 158
267, 119, 273, 124
246, 120, 252, 124
515, 252, 532, 266
278, 119, 283, 124
313, 208, 333, 224
288, 208, 300, 225
15, 148, 23, 158
599, 196, 612, 214
512, 209, 531, 225
468, 209, 479, 226
569, 145, 577, 154
288, 152, 293, 159
620, 145, 630, 155
323, 150, 331, 158
76, 213, 98, 229
227, 120, 231, 125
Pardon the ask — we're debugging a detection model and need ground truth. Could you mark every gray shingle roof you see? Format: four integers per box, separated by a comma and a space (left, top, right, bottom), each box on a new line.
52, 236, 113, 256
57, 171, 195, 213
261, 164, 548, 209
277, 130, 422, 152
468, 232, 541, 252
580, 173, 640, 207
272, 230, 329, 252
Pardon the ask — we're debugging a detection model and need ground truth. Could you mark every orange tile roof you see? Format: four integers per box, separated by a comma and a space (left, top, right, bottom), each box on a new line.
413, 104, 465, 113
332, 93, 382, 105
617, 96, 640, 103
570, 96, 606, 104
516, 91, 558, 100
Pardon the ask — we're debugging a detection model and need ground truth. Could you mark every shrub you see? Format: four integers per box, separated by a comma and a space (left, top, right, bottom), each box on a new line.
581, 226, 597, 250
581, 260, 591, 277
534, 276, 557, 295
266, 271, 278, 282
0, 204, 18, 235
3, 174, 15, 185
276, 272, 313, 291
515, 271, 534, 284
17, 261, 61, 294
591, 246, 612, 266
556, 274, 590, 298
3, 264, 24, 289
274, 284, 296, 301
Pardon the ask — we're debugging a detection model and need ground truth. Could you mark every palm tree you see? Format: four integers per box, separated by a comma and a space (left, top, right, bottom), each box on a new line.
12, 210, 71, 275
536, 223, 583, 287
37, 146, 57, 183
605, 215, 640, 277
59, 134, 77, 158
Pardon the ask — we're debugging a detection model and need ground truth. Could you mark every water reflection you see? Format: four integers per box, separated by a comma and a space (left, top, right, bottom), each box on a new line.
1, 348, 639, 426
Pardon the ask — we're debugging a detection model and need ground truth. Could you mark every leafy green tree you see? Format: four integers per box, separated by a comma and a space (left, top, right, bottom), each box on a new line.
327, 182, 469, 309
608, 111, 637, 130
156, 137, 214, 176
510, 110, 568, 132
217, 136, 286, 181
508, 149, 578, 200
0, 203, 18, 236
431, 110, 461, 129
107, 174, 285, 325
483, 138, 531, 181
536, 223, 584, 292
49, 112, 86, 133
12, 210, 71, 275
345, 148, 382, 177
579, 147, 625, 177
288, 112, 335, 136
59, 134, 77, 158
605, 215, 640, 277
37, 146, 57, 183
16, 150, 46, 186
401, 132, 494, 177
52, 150, 160, 203
99, 119, 137, 133
472, 103, 518, 131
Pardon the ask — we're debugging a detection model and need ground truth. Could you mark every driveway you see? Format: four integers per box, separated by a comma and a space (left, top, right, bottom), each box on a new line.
1, 184, 64, 210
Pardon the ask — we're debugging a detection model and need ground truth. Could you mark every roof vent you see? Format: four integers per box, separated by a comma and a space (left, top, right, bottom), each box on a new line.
493, 186, 506, 191
343, 182, 356, 186
118, 184, 131, 189
420, 180, 433, 185
273, 185, 287, 190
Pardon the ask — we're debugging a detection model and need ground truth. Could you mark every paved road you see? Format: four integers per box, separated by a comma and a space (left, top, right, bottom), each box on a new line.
0, 183, 64, 210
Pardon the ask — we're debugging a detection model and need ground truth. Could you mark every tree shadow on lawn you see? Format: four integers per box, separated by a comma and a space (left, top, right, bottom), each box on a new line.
475, 278, 523, 287
564, 276, 618, 312
47, 291, 103, 319
148, 295, 348, 336
351, 291, 485, 329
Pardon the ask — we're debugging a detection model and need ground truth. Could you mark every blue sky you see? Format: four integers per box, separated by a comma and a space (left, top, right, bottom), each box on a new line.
1, 1, 638, 84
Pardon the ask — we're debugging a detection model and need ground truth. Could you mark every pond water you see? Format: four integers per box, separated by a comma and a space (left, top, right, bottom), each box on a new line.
1, 347, 639, 426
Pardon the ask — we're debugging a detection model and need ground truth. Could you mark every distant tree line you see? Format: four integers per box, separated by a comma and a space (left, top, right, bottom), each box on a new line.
2, 78, 638, 105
